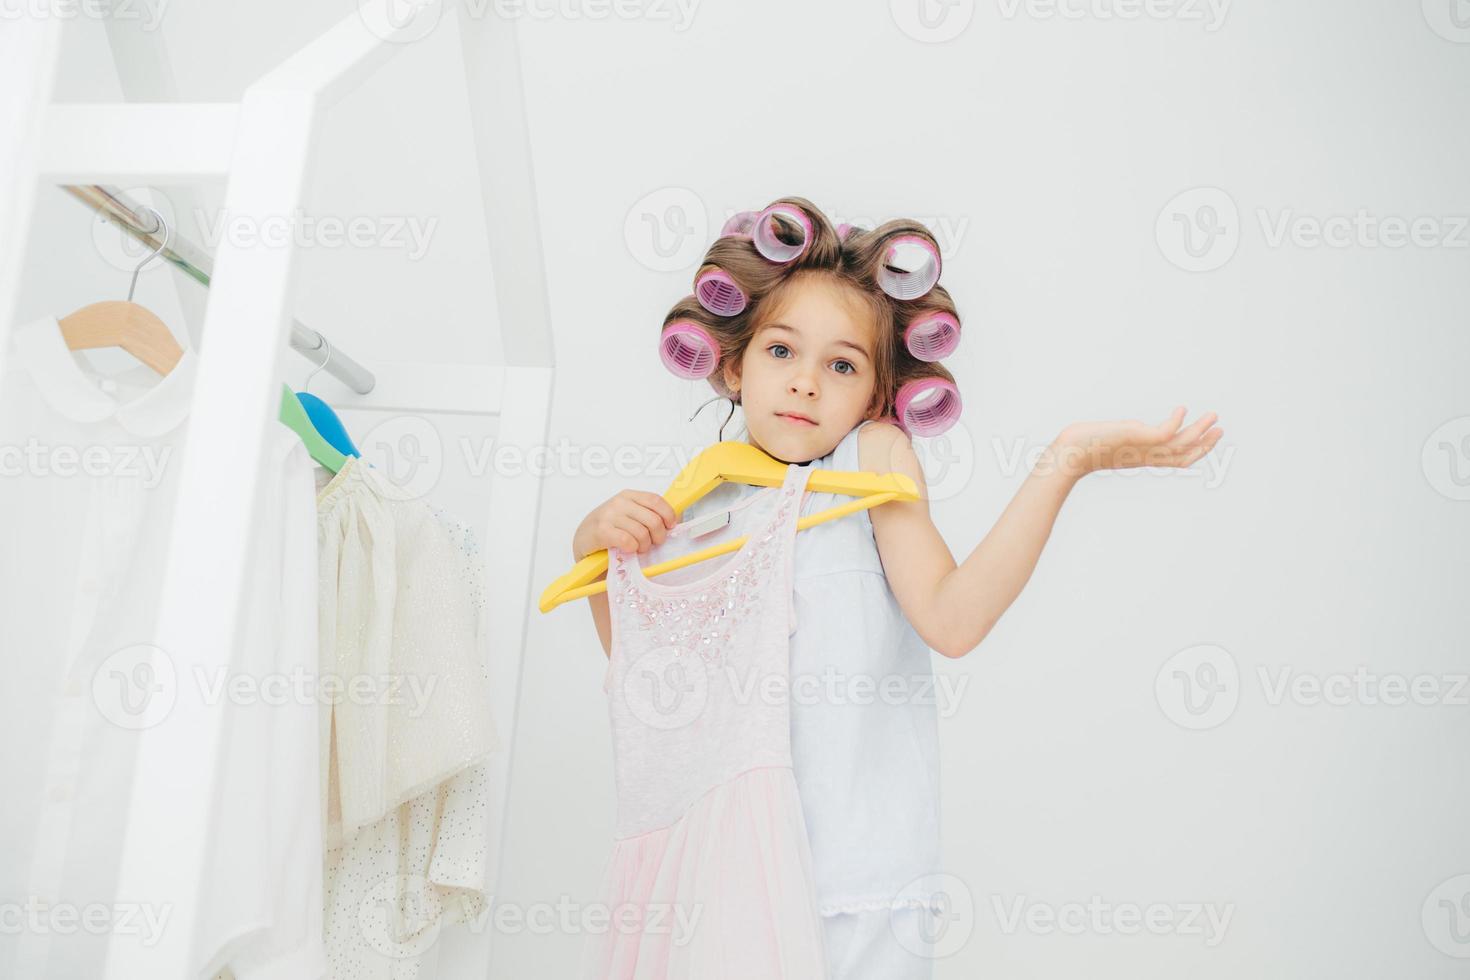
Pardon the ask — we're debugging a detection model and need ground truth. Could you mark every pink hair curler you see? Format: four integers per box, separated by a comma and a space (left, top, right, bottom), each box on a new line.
894, 377, 962, 437
695, 268, 747, 317
903, 311, 961, 362
878, 234, 942, 301
836, 222, 854, 240
751, 203, 813, 263
719, 210, 757, 238
659, 321, 720, 380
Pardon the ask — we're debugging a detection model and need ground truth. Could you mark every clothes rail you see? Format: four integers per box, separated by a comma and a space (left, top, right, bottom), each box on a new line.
62, 183, 376, 394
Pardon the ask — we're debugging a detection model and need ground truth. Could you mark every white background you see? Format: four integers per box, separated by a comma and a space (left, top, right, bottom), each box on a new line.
18, 0, 1470, 975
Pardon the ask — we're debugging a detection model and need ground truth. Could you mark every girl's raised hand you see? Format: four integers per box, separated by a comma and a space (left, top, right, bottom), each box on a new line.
1053, 406, 1222, 478
572, 489, 679, 560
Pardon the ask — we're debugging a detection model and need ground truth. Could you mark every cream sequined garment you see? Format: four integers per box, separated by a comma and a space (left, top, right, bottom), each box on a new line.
315, 456, 499, 979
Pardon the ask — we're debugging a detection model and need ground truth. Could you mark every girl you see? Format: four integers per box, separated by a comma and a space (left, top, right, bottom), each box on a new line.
573, 197, 1222, 978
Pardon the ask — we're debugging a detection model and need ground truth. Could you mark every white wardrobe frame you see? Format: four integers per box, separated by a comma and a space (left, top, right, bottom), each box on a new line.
0, 4, 552, 978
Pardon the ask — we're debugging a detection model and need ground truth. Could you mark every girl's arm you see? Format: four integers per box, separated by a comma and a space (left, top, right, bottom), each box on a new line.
862, 407, 1222, 658
579, 567, 613, 659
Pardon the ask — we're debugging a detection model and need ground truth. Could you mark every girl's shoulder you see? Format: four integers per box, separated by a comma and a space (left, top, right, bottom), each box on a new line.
852, 418, 924, 494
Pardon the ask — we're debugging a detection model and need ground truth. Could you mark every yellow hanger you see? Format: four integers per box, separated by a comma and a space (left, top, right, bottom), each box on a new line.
538, 440, 918, 612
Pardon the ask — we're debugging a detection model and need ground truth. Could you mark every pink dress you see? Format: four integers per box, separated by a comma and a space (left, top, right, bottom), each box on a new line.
580, 461, 827, 979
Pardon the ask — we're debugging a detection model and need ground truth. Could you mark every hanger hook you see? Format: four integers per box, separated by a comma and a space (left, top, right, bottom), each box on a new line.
688, 393, 739, 441
126, 206, 169, 303
719, 397, 736, 441
304, 334, 333, 394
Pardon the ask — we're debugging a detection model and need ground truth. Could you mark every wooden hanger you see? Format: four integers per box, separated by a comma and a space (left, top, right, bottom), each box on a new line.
538, 439, 918, 612
58, 204, 184, 377
58, 300, 184, 376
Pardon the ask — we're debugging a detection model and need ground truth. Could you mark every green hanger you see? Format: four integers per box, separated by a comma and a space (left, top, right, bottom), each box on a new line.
279, 383, 348, 472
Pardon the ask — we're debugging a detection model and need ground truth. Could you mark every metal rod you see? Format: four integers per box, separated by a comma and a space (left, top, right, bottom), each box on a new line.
61, 184, 376, 394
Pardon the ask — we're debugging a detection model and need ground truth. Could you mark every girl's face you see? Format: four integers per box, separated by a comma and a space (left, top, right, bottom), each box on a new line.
723, 275, 879, 464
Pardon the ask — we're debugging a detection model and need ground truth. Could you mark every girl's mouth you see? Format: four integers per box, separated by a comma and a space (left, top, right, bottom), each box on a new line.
776, 412, 817, 427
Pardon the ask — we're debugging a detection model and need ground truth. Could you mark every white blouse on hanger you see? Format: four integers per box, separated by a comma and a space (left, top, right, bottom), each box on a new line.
0, 315, 327, 980
0, 315, 198, 980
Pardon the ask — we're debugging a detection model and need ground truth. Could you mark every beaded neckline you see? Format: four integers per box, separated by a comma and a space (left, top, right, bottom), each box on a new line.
611, 467, 803, 668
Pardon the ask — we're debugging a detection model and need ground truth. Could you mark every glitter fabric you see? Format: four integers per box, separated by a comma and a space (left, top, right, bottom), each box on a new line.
315, 457, 499, 979
616, 498, 782, 670
579, 461, 828, 978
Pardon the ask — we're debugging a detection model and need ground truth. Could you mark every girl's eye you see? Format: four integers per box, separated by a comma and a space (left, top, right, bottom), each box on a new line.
767, 343, 857, 376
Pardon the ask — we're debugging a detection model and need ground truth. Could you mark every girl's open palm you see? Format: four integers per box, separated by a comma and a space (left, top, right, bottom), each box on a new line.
1057, 406, 1222, 476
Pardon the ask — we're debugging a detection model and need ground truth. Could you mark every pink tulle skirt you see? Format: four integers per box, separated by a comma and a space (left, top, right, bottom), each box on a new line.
579, 765, 828, 979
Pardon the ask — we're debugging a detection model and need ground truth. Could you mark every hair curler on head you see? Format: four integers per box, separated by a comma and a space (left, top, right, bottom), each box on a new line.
877, 234, 942, 301
894, 377, 962, 437
659, 321, 720, 380
694, 267, 747, 317
903, 311, 961, 362
751, 203, 813, 263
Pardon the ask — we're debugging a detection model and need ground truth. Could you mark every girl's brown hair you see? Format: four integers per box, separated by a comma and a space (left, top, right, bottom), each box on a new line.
661, 195, 959, 425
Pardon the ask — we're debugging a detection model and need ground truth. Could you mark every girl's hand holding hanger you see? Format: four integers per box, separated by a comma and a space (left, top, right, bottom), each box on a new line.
572, 489, 680, 560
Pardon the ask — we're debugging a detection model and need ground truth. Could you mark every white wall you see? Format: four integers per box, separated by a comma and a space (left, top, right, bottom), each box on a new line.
27, 1, 1470, 977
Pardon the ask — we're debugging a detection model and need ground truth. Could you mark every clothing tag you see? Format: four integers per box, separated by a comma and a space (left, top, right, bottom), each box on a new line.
683, 509, 731, 539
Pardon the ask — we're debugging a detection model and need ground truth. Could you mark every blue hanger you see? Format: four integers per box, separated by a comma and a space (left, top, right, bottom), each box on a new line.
297, 336, 359, 458
280, 384, 347, 472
